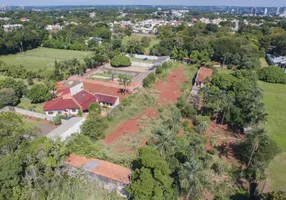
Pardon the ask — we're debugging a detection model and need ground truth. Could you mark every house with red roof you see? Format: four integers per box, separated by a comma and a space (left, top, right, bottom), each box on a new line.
65, 154, 131, 197
192, 67, 214, 95
44, 81, 119, 117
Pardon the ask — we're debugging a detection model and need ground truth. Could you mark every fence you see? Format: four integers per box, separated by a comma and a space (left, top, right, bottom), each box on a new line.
0, 106, 53, 121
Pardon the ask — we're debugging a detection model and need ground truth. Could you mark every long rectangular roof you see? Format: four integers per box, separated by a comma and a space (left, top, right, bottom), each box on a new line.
65, 154, 131, 184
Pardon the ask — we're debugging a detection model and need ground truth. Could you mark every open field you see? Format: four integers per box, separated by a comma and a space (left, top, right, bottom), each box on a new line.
122, 35, 160, 55
258, 81, 286, 191
0, 47, 93, 71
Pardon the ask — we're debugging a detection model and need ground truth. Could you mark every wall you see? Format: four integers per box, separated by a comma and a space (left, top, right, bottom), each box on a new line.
70, 82, 84, 96
131, 54, 158, 60
45, 109, 79, 117
0, 106, 53, 121
131, 61, 154, 67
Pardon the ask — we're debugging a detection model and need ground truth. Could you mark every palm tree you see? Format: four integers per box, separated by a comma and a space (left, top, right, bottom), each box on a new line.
118, 74, 131, 95
179, 160, 208, 200
154, 128, 177, 158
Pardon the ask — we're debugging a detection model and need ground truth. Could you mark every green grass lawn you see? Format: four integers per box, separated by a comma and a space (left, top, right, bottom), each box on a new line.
258, 81, 286, 191
122, 35, 160, 55
17, 98, 45, 114
0, 47, 93, 71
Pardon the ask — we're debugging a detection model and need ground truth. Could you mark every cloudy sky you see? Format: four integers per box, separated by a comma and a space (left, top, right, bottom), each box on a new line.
2, 0, 285, 7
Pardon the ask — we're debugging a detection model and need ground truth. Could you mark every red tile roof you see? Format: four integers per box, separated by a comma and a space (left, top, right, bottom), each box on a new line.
44, 97, 79, 111
95, 93, 118, 105
56, 88, 70, 97
83, 82, 127, 101
195, 67, 214, 83
65, 154, 131, 184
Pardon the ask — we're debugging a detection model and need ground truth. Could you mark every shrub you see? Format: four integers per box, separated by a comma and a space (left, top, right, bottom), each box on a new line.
195, 116, 211, 134
110, 55, 131, 68
258, 66, 286, 83
88, 103, 101, 115
143, 73, 156, 88
53, 115, 62, 125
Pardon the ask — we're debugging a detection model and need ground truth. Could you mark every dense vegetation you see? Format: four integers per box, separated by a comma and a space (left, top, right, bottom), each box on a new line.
258, 66, 286, 83
1, 7, 286, 200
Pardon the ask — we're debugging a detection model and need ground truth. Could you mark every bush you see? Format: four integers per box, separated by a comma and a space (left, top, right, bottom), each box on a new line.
195, 116, 211, 134
88, 103, 101, 115
53, 115, 62, 125
143, 73, 156, 88
258, 66, 286, 83
110, 55, 131, 68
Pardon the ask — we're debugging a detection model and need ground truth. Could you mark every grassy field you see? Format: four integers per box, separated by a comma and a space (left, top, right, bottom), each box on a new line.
17, 98, 45, 114
122, 35, 160, 55
258, 81, 286, 191
0, 47, 93, 71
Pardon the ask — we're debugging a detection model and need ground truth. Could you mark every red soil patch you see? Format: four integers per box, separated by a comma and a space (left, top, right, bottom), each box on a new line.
205, 121, 244, 167
155, 68, 187, 105
104, 108, 159, 145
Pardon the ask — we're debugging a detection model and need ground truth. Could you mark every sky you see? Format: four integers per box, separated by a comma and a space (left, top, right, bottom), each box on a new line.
2, 0, 286, 7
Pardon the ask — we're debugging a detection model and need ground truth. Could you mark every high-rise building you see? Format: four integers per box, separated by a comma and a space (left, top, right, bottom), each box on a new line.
276, 7, 281, 15
250, 7, 256, 15
264, 8, 268, 15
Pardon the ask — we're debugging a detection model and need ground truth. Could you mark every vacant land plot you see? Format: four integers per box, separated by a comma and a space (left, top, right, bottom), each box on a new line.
155, 68, 187, 105
102, 63, 197, 164
258, 81, 286, 191
0, 47, 93, 71
122, 35, 160, 55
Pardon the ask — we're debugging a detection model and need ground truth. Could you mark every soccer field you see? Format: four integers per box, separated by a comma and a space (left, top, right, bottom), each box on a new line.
0, 47, 93, 71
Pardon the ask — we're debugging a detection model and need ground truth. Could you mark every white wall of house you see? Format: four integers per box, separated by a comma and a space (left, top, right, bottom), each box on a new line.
70, 83, 84, 96
45, 109, 79, 117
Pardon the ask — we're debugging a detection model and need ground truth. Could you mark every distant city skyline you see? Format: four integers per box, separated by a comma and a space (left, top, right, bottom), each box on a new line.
1, 0, 286, 7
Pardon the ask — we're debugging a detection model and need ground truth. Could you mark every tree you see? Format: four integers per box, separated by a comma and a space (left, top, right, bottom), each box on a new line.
0, 78, 27, 98
126, 147, 176, 200
0, 112, 34, 154
126, 39, 144, 54
88, 103, 101, 116
258, 66, 286, 84
0, 88, 19, 108
154, 128, 177, 158
28, 84, 51, 103
81, 116, 108, 140
110, 55, 131, 68
141, 36, 151, 48
143, 73, 156, 88
118, 74, 131, 95
179, 160, 209, 200
0, 154, 23, 200
190, 50, 211, 66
